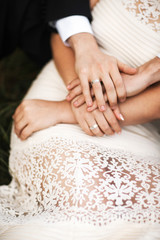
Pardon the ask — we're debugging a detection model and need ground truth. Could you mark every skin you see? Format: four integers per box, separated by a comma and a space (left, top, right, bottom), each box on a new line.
67, 57, 160, 111
13, 83, 160, 140
67, 0, 137, 111
12, 0, 160, 140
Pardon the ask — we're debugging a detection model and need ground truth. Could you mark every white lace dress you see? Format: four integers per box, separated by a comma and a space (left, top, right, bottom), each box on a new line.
0, 0, 160, 239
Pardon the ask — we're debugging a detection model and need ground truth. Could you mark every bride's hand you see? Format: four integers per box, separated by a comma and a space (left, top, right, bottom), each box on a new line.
122, 56, 160, 97
71, 99, 122, 136
12, 99, 63, 140
67, 79, 124, 121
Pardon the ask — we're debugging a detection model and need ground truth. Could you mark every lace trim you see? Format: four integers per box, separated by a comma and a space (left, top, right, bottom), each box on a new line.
0, 136, 159, 225
122, 0, 160, 32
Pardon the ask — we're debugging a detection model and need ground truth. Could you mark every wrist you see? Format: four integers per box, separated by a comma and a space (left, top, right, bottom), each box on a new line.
68, 33, 99, 55
59, 101, 76, 124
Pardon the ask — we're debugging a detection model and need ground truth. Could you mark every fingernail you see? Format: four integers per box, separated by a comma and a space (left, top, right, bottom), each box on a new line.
67, 85, 71, 89
74, 101, 78, 106
117, 131, 121, 135
119, 114, 124, 121
100, 105, 105, 111
87, 107, 92, 111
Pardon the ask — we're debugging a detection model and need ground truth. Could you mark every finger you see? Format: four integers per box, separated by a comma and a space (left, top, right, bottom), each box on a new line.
78, 119, 93, 136
87, 93, 108, 112
118, 61, 137, 74
87, 100, 98, 112
110, 66, 127, 103
113, 106, 124, 121
13, 111, 24, 124
20, 125, 34, 140
102, 74, 117, 109
104, 104, 121, 134
14, 118, 28, 137
80, 74, 92, 107
66, 85, 82, 101
13, 105, 22, 119
85, 115, 104, 137
73, 94, 85, 107
67, 78, 80, 90
90, 87, 94, 97
93, 110, 114, 136
91, 80, 106, 111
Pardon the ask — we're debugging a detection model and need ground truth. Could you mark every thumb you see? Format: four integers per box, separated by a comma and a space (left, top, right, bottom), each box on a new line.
118, 61, 137, 74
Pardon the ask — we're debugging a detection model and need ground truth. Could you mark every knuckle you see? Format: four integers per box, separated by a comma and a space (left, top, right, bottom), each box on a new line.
111, 119, 118, 126
21, 100, 28, 107
106, 83, 114, 92
21, 132, 27, 140
103, 125, 110, 133
93, 128, 101, 136
21, 128, 31, 140
105, 128, 113, 135
119, 91, 127, 99
97, 131, 104, 137
15, 124, 21, 132
115, 79, 123, 88
110, 100, 117, 108
79, 67, 88, 75
82, 89, 89, 97
93, 83, 101, 90
87, 130, 93, 136
23, 106, 29, 114
83, 127, 92, 136
98, 63, 106, 73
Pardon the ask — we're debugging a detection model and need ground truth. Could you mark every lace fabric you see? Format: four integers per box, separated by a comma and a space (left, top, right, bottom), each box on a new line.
122, 0, 160, 32
0, 0, 160, 237
0, 137, 159, 226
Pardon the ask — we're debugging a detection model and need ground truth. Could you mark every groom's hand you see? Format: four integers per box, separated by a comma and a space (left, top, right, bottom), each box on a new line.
69, 33, 136, 111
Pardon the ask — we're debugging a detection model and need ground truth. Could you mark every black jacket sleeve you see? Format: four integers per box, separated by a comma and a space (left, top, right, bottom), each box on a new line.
46, 0, 92, 22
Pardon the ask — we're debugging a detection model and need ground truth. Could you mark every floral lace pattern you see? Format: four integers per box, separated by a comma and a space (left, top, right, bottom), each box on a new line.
0, 137, 159, 226
122, 0, 160, 32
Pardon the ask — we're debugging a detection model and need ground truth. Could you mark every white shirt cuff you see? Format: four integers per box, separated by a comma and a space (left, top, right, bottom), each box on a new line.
55, 16, 93, 46
157, 53, 160, 58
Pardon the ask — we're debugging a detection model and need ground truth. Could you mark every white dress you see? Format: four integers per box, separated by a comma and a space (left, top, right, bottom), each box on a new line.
0, 0, 160, 239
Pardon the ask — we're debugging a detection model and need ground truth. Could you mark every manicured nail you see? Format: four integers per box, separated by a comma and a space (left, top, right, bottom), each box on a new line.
100, 105, 105, 111
117, 131, 121, 135
74, 101, 78, 106
119, 114, 124, 121
67, 85, 71, 89
87, 107, 92, 111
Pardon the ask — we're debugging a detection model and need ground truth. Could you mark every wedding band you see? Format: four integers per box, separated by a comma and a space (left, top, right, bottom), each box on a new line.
89, 124, 98, 130
91, 79, 100, 85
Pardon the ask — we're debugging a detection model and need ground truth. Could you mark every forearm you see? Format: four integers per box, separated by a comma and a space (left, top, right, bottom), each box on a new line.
51, 33, 78, 85
120, 83, 160, 126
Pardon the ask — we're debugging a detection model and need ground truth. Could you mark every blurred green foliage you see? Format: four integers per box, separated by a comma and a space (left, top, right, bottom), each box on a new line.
0, 49, 40, 185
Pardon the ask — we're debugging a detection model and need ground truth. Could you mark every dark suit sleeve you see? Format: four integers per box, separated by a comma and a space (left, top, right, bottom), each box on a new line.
46, 0, 92, 22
